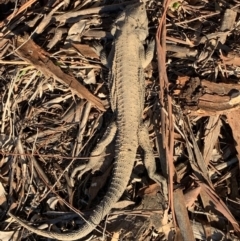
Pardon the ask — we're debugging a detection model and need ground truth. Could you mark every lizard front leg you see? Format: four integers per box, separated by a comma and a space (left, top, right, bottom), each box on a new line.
142, 39, 155, 69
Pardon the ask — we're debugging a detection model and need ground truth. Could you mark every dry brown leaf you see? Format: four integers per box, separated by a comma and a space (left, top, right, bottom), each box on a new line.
0, 0, 37, 29
0, 182, 7, 208
226, 110, 240, 161
112, 200, 135, 209
197, 180, 240, 236
203, 116, 222, 165
184, 186, 201, 208
111, 232, 120, 241
174, 188, 195, 240
137, 183, 161, 197
221, 53, 240, 67
72, 43, 100, 59
0, 231, 20, 241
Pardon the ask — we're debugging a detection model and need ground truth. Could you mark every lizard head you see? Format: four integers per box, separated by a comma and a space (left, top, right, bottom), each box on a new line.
112, 2, 149, 41
125, 2, 148, 28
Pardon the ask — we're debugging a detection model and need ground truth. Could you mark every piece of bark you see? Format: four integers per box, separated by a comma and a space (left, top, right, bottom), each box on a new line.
14, 34, 105, 111
201, 80, 240, 95
198, 94, 239, 111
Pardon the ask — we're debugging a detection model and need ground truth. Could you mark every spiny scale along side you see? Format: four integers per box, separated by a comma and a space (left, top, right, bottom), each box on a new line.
8, 2, 166, 240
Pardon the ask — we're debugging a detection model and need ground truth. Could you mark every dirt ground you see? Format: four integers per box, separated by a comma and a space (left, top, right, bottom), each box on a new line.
0, 0, 240, 240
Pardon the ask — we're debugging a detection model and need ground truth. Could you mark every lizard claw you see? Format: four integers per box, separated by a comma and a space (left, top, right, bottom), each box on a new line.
69, 163, 92, 187
142, 38, 155, 68
91, 41, 108, 67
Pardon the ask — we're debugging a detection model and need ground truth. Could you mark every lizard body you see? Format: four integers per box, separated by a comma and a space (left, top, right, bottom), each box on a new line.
9, 2, 167, 240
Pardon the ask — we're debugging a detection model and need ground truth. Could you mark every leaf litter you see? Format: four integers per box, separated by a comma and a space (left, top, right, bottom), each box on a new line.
0, 0, 240, 240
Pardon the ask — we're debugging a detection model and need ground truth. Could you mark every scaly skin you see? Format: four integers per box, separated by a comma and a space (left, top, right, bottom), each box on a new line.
9, 3, 167, 240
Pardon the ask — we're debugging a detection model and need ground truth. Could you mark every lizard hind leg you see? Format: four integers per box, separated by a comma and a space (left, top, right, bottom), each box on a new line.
70, 121, 117, 187
138, 123, 168, 203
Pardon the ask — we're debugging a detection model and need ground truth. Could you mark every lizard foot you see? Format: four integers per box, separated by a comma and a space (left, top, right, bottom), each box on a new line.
91, 41, 108, 67
138, 123, 168, 207
70, 122, 117, 187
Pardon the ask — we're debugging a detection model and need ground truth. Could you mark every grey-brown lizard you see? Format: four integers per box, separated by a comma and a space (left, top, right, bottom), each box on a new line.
9, 2, 168, 240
